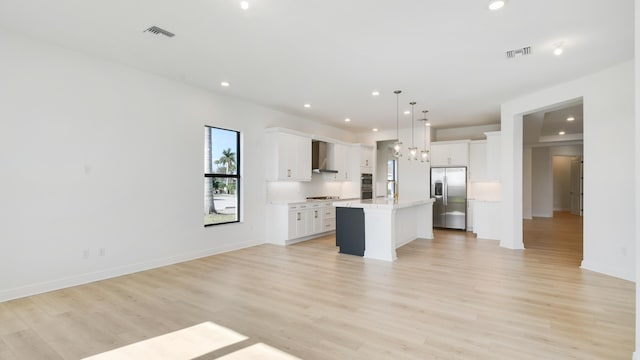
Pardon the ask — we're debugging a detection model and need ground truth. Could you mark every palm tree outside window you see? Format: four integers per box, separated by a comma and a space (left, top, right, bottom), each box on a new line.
204, 126, 240, 226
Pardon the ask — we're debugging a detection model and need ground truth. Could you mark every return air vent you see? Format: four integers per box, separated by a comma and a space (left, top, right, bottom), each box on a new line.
144, 26, 175, 38
506, 46, 532, 58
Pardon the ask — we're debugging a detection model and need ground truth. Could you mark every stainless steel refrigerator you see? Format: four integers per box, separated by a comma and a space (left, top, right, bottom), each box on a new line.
431, 167, 467, 230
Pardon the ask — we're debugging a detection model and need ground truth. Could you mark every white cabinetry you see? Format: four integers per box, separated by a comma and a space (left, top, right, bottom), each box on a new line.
484, 131, 501, 181
267, 201, 336, 245
469, 140, 487, 182
266, 130, 311, 181
358, 145, 374, 173
310, 203, 323, 233
326, 143, 352, 181
466, 199, 475, 231
472, 201, 501, 240
430, 140, 469, 166
288, 204, 310, 239
322, 203, 336, 232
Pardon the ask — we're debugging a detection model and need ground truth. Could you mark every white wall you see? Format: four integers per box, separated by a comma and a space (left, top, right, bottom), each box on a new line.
266, 176, 344, 203
468, 182, 501, 201
0, 30, 356, 301
522, 147, 533, 219
552, 156, 572, 211
635, 1, 639, 357
531, 147, 553, 217
434, 124, 500, 141
357, 127, 432, 201
501, 61, 635, 281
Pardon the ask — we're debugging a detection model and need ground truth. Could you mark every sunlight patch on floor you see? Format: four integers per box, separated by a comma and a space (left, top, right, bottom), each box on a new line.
217, 343, 301, 359
83, 322, 247, 360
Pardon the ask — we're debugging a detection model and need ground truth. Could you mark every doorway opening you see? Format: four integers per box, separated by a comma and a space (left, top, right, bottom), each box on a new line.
522, 101, 584, 264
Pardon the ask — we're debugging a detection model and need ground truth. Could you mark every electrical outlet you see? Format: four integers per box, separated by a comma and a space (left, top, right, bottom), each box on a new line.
82, 249, 90, 259
99, 248, 106, 257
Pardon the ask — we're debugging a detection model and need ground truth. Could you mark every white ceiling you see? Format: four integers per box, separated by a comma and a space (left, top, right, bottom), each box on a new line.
0, 0, 633, 133
523, 102, 584, 146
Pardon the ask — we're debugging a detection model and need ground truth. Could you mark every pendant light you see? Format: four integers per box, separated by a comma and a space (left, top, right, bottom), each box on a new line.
407, 102, 418, 160
392, 90, 402, 158
419, 110, 430, 162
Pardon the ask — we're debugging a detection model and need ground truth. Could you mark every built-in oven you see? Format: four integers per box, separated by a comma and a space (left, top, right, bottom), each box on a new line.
361, 173, 373, 199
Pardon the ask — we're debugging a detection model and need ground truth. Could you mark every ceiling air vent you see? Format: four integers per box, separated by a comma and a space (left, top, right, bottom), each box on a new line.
144, 26, 175, 38
506, 46, 532, 58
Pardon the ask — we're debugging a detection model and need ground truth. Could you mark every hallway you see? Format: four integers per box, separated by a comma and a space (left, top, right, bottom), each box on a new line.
523, 211, 583, 267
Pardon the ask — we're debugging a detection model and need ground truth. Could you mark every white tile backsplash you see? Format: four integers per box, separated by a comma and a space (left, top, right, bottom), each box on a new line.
266, 174, 346, 202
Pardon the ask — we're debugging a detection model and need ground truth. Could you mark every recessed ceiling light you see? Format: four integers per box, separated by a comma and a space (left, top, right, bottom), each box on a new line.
554, 47, 564, 56
404, 110, 411, 115
344, 118, 351, 122
425, 122, 431, 127
220, 81, 230, 87
488, 0, 506, 11
567, 116, 575, 121
372, 128, 379, 132
303, 104, 311, 108
240, 1, 249, 10
371, 91, 380, 96
559, 131, 566, 135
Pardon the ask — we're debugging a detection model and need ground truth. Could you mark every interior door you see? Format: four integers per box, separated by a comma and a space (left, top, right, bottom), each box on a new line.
570, 158, 582, 216
444, 167, 467, 230
431, 168, 446, 228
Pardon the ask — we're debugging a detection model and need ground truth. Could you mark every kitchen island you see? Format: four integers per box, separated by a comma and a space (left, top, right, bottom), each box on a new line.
332, 197, 435, 261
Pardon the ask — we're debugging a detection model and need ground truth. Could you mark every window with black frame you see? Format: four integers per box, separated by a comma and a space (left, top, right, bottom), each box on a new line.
204, 126, 240, 226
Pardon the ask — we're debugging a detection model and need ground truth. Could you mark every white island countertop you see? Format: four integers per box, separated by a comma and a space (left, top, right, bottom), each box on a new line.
332, 197, 435, 210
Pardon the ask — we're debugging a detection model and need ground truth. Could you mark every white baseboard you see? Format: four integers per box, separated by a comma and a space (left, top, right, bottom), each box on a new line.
0, 240, 260, 303
580, 260, 635, 282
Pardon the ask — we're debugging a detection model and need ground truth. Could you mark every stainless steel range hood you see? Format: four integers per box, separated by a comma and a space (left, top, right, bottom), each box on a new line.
312, 141, 338, 173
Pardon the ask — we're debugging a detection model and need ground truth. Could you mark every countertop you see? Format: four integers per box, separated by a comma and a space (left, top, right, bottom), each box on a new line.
269, 198, 359, 205
332, 197, 435, 210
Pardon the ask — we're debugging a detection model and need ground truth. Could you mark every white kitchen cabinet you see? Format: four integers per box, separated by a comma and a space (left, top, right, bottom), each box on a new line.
326, 143, 351, 181
288, 204, 310, 239
265, 130, 311, 181
466, 199, 475, 231
469, 140, 487, 182
310, 203, 323, 233
322, 203, 336, 232
430, 140, 469, 166
267, 201, 336, 245
359, 145, 374, 173
472, 201, 501, 240
484, 131, 501, 181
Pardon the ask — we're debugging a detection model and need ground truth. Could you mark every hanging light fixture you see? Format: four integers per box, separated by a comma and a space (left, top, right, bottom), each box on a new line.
419, 110, 430, 162
392, 90, 402, 158
407, 102, 418, 160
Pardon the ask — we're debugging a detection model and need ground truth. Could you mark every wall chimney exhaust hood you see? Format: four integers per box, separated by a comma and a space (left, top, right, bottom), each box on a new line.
312, 141, 338, 173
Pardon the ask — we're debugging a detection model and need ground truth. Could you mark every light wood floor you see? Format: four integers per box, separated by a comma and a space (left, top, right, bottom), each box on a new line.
0, 213, 634, 359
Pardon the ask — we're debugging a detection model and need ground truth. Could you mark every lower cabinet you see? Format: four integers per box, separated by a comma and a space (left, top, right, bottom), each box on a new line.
288, 205, 309, 239
311, 205, 323, 233
336, 207, 365, 256
268, 201, 336, 245
322, 203, 336, 232
466, 200, 475, 231
472, 201, 501, 240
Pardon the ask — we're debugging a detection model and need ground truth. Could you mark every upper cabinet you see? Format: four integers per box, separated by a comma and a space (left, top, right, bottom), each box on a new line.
469, 140, 487, 182
265, 130, 311, 181
468, 131, 501, 182
326, 143, 351, 181
430, 140, 470, 166
359, 145, 374, 173
484, 131, 501, 181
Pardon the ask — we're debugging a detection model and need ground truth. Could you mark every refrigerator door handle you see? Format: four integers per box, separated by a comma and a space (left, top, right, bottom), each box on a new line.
443, 175, 448, 206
